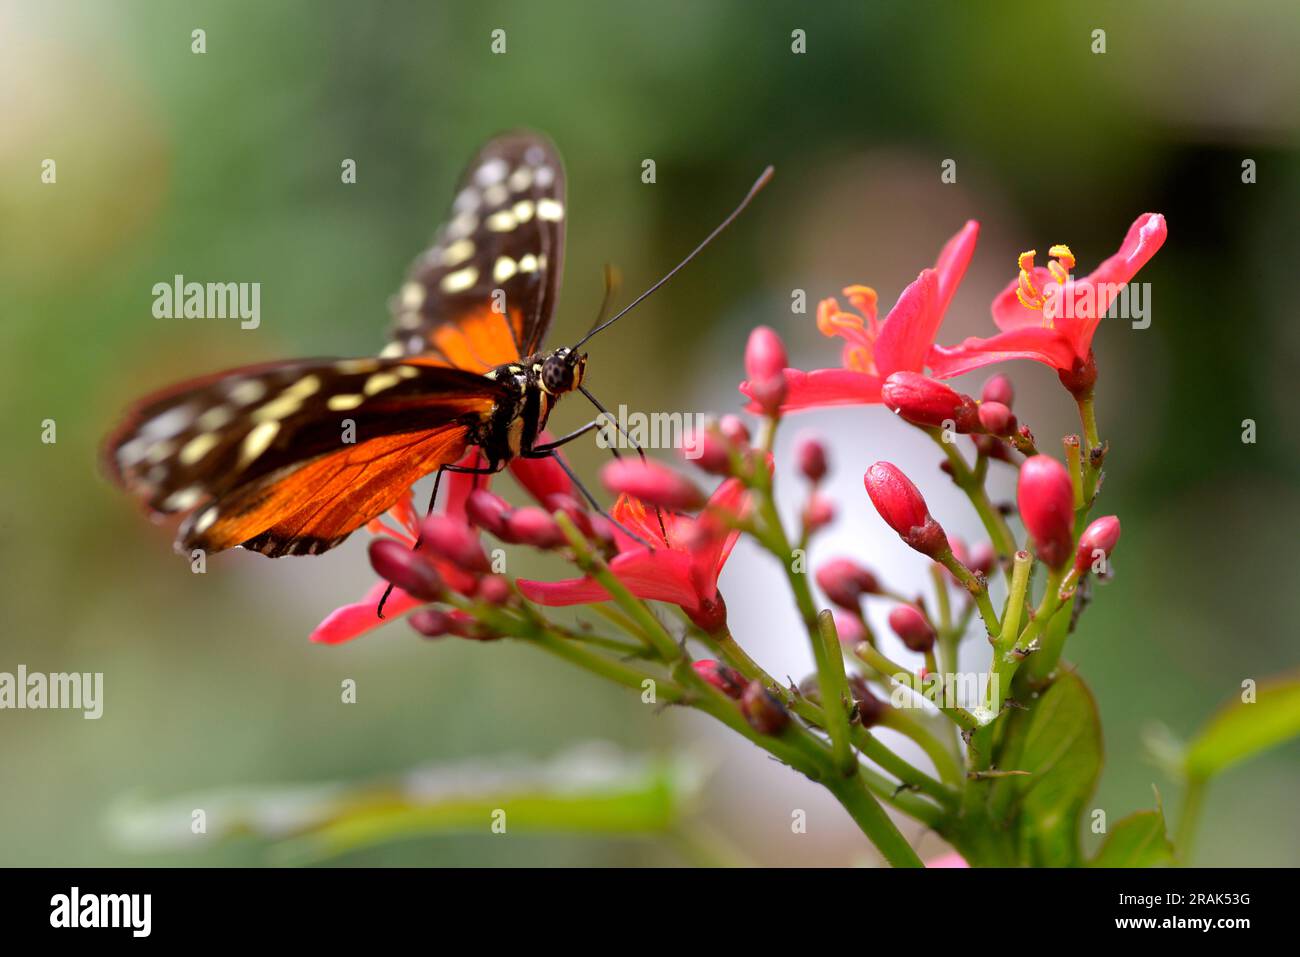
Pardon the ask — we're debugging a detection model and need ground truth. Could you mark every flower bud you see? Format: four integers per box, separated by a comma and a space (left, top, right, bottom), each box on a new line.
745, 326, 788, 382
746, 374, 787, 416
796, 437, 829, 482
446, 609, 498, 641
1074, 515, 1121, 575
368, 539, 444, 602
601, 459, 706, 511
420, 513, 490, 573
852, 684, 887, 728
881, 371, 979, 432
408, 608, 452, 638
1017, 455, 1075, 568
981, 373, 1014, 408
815, 558, 879, 610
801, 493, 835, 534
741, 680, 790, 735
977, 401, 1016, 437
465, 490, 511, 538
681, 425, 732, 475
718, 414, 751, 447
832, 610, 867, 646
888, 604, 936, 653
476, 574, 511, 605
693, 660, 746, 699
864, 462, 947, 558
506, 506, 566, 549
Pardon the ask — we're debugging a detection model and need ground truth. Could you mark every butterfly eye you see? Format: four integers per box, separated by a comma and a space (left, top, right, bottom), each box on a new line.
542, 356, 571, 393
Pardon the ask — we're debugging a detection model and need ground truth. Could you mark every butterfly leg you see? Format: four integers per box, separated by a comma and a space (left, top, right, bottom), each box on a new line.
523, 448, 655, 549
578, 384, 670, 544
376, 458, 500, 619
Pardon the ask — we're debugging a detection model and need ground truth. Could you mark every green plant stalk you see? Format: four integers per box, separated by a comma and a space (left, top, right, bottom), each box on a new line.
930, 431, 1017, 563
988, 551, 1033, 710
1077, 394, 1102, 502
708, 630, 958, 804
1174, 775, 1207, 865
814, 610, 863, 775
850, 727, 958, 807
879, 708, 965, 786
1064, 435, 1085, 509
854, 642, 980, 732
994, 565, 1067, 701
936, 546, 1000, 638
553, 510, 923, 866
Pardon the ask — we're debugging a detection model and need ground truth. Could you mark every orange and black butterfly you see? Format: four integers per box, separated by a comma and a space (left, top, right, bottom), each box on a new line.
104, 131, 770, 560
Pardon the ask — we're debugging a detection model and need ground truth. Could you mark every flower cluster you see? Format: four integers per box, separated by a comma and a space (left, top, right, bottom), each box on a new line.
309, 211, 1165, 868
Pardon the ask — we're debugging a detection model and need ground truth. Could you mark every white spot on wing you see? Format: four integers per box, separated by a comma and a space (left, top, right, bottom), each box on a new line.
240, 421, 280, 464
179, 432, 220, 466
440, 266, 478, 293
474, 157, 508, 186
536, 198, 564, 221
493, 256, 518, 282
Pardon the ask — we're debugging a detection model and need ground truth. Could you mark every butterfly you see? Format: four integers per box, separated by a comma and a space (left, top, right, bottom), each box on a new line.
104, 131, 771, 561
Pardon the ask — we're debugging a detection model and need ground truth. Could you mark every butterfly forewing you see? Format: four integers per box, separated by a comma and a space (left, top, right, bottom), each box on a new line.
388, 131, 566, 367
105, 357, 511, 554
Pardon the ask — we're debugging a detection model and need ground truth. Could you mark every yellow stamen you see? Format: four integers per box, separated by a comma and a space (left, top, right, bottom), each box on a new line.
1014, 243, 1075, 313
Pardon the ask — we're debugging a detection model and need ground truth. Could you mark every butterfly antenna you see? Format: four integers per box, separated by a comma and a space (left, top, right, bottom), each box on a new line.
571, 165, 774, 350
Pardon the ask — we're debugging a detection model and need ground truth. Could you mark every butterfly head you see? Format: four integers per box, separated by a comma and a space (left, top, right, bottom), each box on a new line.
540, 347, 587, 396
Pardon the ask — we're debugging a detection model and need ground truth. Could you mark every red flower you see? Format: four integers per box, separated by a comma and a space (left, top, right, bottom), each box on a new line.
929, 213, 1166, 379
516, 478, 750, 633
739, 220, 978, 411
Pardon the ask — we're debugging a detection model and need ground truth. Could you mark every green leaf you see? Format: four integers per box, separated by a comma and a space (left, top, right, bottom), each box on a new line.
1090, 808, 1174, 867
990, 670, 1102, 866
109, 745, 703, 862
1184, 673, 1300, 781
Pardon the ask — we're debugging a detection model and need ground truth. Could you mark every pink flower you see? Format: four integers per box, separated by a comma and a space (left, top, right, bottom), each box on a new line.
925, 851, 969, 868
516, 479, 750, 633
739, 221, 979, 411
929, 213, 1166, 380
601, 459, 707, 511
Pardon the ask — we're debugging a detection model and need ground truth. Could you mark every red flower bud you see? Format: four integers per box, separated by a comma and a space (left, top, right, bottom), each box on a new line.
1017, 455, 1075, 568
1074, 515, 1121, 575
864, 462, 947, 558
465, 490, 511, 538
601, 459, 706, 511
981, 373, 1015, 408
408, 608, 452, 638
420, 513, 490, 573
446, 609, 498, 641
969, 542, 996, 576
888, 604, 936, 653
681, 425, 732, 475
815, 558, 879, 610
693, 660, 746, 699
832, 611, 866, 646
977, 401, 1016, 437
476, 574, 511, 605
745, 326, 788, 382
718, 414, 751, 447
852, 684, 887, 728
741, 680, 790, 735
368, 539, 444, 602
507, 506, 566, 549
801, 493, 836, 534
881, 371, 979, 432
796, 436, 829, 482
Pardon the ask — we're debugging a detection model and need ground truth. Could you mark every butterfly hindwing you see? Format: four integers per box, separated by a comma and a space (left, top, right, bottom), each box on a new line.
388, 130, 566, 368
104, 357, 512, 555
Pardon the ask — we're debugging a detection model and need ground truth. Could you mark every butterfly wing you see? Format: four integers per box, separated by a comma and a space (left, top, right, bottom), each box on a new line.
388, 130, 566, 368
104, 357, 513, 556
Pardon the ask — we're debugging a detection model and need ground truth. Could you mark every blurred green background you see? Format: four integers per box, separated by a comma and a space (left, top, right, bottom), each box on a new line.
2, 0, 1296, 866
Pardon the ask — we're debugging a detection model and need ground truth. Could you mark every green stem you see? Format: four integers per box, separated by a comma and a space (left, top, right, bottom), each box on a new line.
1175, 776, 1207, 865
880, 709, 965, 786
814, 610, 861, 775
854, 642, 980, 732
823, 772, 925, 868
931, 432, 1017, 563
